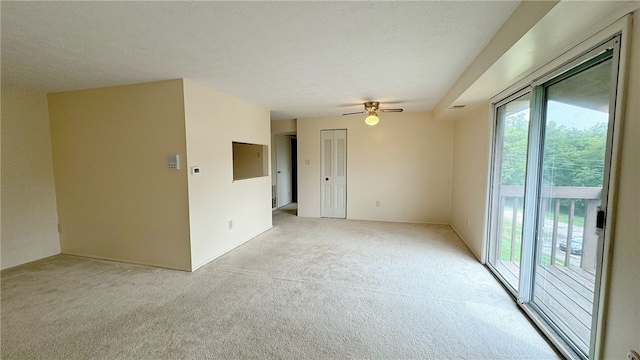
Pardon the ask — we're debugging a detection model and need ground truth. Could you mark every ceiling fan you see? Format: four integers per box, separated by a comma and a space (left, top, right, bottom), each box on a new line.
342, 101, 403, 126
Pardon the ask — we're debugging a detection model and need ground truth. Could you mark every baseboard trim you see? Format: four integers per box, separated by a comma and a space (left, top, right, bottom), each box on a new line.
190, 226, 274, 272
58, 252, 192, 272
345, 217, 451, 226
0, 252, 62, 271
449, 224, 483, 263
42, 223, 479, 273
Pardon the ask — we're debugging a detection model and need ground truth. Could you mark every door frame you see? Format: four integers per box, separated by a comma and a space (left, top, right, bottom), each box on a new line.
485, 26, 629, 359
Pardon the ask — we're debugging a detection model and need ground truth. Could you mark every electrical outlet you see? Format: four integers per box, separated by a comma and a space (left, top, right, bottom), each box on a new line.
376, 200, 380, 207
228, 220, 233, 230
628, 350, 640, 360
57, 223, 64, 233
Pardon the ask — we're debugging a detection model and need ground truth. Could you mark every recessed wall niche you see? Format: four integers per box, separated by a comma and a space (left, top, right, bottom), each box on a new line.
232, 142, 268, 181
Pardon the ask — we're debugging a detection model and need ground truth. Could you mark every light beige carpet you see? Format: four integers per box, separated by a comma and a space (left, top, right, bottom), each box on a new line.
1, 207, 559, 359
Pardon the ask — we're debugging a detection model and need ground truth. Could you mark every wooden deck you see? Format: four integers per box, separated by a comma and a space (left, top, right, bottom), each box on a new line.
496, 260, 595, 353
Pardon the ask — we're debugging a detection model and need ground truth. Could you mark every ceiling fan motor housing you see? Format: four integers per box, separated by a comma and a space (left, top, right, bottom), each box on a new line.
364, 101, 380, 112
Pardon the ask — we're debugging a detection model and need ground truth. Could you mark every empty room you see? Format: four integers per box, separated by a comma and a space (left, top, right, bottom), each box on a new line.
1, 1, 638, 359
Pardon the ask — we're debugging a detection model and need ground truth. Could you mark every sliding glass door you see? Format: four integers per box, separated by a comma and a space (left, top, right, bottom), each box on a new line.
487, 92, 531, 292
530, 49, 615, 358
487, 36, 620, 359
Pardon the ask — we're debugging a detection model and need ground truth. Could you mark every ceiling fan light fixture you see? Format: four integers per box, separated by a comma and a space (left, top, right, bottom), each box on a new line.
365, 113, 379, 126
342, 101, 402, 125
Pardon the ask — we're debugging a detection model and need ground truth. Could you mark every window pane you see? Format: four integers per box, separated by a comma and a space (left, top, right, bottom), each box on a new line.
488, 93, 531, 291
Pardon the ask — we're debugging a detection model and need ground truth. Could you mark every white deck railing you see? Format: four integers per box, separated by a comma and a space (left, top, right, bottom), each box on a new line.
497, 186, 601, 269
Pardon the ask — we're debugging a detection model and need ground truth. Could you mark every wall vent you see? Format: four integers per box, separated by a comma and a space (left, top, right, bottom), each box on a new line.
450, 105, 466, 109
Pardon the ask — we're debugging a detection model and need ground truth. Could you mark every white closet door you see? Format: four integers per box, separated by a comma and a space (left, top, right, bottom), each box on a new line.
320, 129, 346, 218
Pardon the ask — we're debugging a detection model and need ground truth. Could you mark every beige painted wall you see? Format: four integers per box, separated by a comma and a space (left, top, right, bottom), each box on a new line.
450, 102, 491, 262
602, 12, 640, 358
271, 119, 296, 135
183, 79, 272, 270
449, 14, 640, 357
48, 80, 191, 270
1, 85, 60, 269
297, 112, 453, 223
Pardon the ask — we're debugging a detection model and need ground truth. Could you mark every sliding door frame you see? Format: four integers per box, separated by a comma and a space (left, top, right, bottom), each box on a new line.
524, 39, 619, 360
486, 87, 531, 296
485, 18, 631, 358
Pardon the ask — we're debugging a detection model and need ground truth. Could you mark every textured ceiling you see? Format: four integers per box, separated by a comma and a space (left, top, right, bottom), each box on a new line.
1, 1, 519, 120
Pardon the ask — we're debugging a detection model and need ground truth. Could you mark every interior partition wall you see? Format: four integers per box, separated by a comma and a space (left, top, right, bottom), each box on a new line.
486, 35, 622, 360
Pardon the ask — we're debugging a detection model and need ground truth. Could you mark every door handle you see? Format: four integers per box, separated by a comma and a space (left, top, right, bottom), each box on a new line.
325, 177, 329, 181
278, 171, 281, 174
596, 209, 606, 230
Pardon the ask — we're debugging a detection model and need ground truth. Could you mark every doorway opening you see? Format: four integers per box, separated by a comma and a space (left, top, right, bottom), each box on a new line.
274, 134, 298, 212
291, 136, 298, 203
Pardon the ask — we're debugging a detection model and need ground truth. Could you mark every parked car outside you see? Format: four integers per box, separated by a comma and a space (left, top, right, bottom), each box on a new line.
559, 237, 583, 255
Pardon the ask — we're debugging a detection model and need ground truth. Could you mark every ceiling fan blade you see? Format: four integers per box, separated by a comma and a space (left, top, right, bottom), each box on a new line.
378, 108, 404, 113
342, 111, 366, 116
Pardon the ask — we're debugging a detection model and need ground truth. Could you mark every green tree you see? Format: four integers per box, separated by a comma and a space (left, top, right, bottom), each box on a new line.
541, 121, 606, 187
499, 113, 607, 217
500, 111, 529, 185
499, 111, 606, 189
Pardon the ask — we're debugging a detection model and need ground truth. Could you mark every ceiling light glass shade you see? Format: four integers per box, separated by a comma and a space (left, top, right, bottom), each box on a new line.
365, 114, 379, 126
